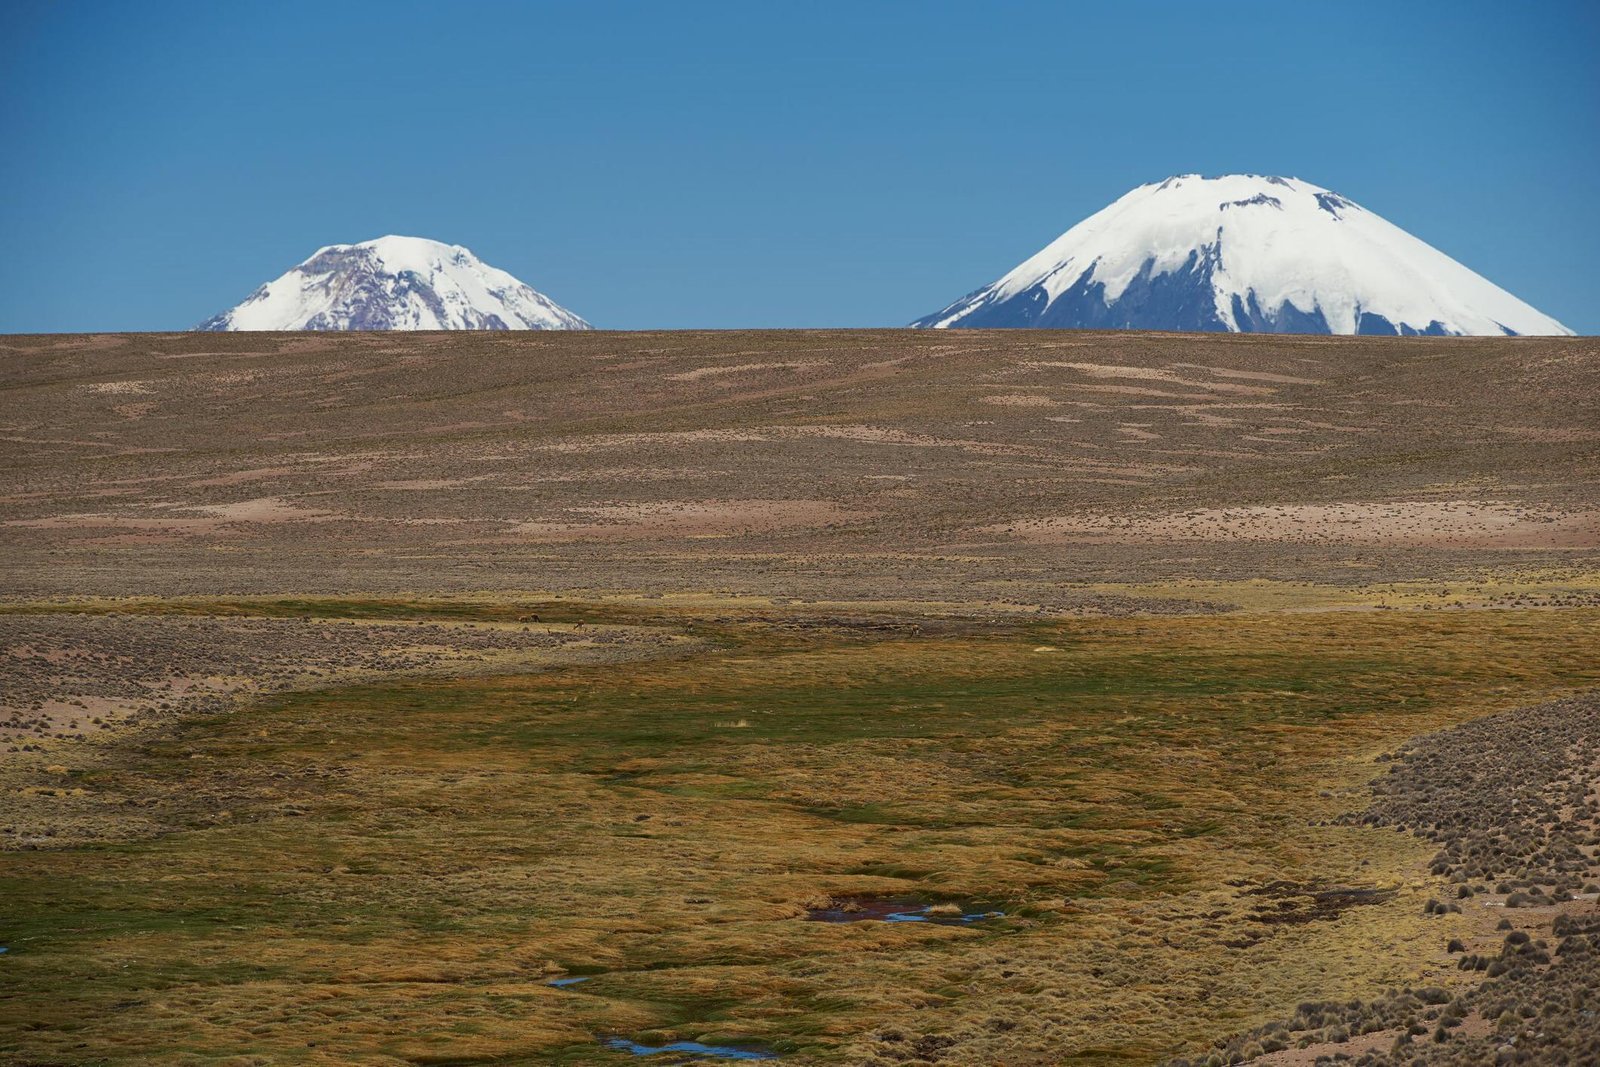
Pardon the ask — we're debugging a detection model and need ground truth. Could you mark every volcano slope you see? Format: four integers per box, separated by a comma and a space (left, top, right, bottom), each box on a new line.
1, 330, 1598, 1066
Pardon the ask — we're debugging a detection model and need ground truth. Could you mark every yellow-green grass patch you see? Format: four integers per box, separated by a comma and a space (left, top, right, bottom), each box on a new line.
3, 608, 1597, 1064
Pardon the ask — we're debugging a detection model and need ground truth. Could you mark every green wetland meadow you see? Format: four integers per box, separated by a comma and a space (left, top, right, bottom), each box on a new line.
4, 599, 1599, 1064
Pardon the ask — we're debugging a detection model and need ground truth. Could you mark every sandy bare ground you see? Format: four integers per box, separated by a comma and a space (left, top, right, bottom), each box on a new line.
2, 330, 1596, 600
1001, 501, 1600, 550
506, 499, 864, 542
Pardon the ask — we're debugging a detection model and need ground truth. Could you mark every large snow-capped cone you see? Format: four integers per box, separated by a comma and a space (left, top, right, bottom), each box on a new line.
913, 175, 1571, 336
197, 235, 590, 331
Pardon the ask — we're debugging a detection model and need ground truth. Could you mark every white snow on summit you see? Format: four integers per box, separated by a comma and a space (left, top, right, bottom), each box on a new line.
914, 175, 1571, 336
198, 236, 590, 332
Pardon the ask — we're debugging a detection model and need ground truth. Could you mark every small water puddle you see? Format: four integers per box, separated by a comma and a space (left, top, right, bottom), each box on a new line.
603, 1036, 778, 1060
805, 896, 1003, 925
547, 975, 592, 988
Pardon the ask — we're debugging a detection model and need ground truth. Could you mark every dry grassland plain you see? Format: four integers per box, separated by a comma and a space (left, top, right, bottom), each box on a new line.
1, 330, 1598, 1066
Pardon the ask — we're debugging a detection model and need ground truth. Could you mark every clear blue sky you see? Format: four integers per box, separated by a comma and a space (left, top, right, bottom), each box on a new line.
2, 0, 1595, 332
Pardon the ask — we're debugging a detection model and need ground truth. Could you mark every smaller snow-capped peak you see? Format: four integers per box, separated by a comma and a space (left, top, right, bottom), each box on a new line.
197, 235, 591, 331
914, 175, 1572, 337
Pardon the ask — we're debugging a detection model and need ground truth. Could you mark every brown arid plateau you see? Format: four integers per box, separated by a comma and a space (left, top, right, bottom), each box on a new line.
2, 329, 1599, 1066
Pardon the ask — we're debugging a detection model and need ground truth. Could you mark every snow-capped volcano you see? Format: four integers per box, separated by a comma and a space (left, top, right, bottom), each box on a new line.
912, 175, 1570, 336
197, 236, 590, 331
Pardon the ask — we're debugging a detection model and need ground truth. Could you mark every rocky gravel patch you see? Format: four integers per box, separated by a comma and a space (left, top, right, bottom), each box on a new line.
1343, 695, 1600, 900
1172, 693, 1600, 1066
1177, 915, 1600, 1066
